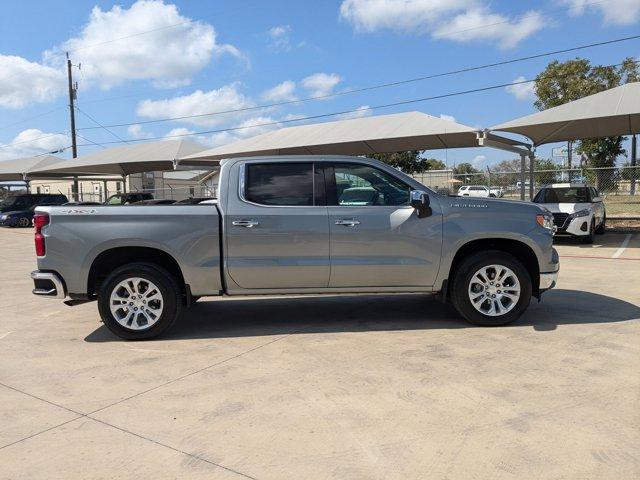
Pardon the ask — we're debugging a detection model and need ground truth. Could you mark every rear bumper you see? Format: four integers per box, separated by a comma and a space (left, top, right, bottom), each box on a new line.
30, 270, 66, 299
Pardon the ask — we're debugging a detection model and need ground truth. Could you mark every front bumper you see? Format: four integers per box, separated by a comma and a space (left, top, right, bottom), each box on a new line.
539, 270, 559, 291
30, 271, 66, 299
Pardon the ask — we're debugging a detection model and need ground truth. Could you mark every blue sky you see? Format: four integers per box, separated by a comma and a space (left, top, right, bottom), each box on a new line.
1, 0, 639, 169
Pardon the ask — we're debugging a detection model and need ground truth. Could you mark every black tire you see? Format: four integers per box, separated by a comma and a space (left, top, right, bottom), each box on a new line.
582, 220, 595, 244
17, 217, 31, 228
595, 214, 606, 235
97, 262, 182, 340
450, 250, 532, 327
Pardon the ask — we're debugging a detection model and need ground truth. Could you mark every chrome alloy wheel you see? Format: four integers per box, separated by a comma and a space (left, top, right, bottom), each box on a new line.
468, 264, 520, 317
109, 277, 164, 330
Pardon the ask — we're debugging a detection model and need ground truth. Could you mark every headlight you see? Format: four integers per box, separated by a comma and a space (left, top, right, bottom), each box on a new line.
536, 214, 555, 232
568, 208, 591, 219
0, 215, 5, 221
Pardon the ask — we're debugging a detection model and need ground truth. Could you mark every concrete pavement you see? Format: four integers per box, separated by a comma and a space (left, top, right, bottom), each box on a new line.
0, 228, 638, 479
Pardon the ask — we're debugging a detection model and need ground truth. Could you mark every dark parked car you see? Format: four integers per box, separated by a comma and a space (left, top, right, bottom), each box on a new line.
104, 193, 153, 205
0, 194, 68, 227
135, 199, 176, 205
174, 197, 215, 205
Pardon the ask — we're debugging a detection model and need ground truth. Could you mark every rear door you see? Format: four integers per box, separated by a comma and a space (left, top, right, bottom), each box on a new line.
225, 161, 330, 289
325, 162, 442, 288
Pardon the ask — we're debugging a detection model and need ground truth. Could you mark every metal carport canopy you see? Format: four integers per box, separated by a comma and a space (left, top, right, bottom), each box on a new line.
28, 139, 214, 177
491, 82, 640, 146
0, 155, 63, 181
179, 111, 524, 161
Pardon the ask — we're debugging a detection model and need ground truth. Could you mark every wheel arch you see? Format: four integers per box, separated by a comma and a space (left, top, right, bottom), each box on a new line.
87, 246, 186, 299
447, 238, 540, 299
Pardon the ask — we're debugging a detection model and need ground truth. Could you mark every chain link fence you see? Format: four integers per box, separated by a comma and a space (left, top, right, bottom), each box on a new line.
71, 184, 216, 203
412, 166, 640, 217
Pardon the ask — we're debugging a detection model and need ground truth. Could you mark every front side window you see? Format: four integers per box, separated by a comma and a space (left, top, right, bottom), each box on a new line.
333, 163, 410, 206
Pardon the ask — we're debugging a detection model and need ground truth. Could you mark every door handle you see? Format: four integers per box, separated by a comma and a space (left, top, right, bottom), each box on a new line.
335, 219, 360, 227
232, 219, 259, 228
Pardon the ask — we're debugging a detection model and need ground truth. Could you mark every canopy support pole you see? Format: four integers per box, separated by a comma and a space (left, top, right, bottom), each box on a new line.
528, 151, 535, 200
476, 131, 533, 201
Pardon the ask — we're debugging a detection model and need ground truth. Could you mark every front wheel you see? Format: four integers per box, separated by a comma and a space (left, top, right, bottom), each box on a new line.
450, 251, 532, 327
97, 263, 182, 340
595, 214, 606, 234
582, 220, 595, 244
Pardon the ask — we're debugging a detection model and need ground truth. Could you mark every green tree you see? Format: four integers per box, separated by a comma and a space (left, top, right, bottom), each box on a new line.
577, 137, 626, 190
423, 158, 447, 170
533, 57, 639, 181
453, 163, 480, 175
369, 151, 446, 174
534, 158, 560, 185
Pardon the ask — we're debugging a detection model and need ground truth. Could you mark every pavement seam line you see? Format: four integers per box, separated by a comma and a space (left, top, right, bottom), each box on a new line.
88, 331, 301, 416
0, 384, 258, 479
84, 416, 259, 480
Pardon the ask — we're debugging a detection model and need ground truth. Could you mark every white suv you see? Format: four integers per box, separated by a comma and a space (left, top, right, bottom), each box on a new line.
533, 183, 606, 244
458, 185, 496, 197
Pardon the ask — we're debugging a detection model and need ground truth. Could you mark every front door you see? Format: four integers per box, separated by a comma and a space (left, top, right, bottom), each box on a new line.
325, 162, 442, 288
225, 161, 330, 289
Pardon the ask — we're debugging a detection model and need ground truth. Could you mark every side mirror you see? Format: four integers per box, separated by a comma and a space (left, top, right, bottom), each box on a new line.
410, 190, 431, 218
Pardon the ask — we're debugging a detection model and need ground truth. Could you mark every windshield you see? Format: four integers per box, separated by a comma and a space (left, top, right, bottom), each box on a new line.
534, 187, 590, 203
0, 196, 29, 208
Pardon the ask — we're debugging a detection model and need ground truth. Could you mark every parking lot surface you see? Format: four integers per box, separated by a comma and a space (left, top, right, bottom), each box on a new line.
1, 228, 639, 479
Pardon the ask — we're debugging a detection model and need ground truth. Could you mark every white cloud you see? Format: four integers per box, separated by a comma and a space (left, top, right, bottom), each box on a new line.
207, 116, 280, 147
472, 154, 486, 167
562, 0, 640, 26
45, 0, 241, 89
267, 25, 292, 52
0, 129, 69, 161
339, 0, 547, 48
261, 80, 297, 102
127, 124, 152, 139
337, 105, 373, 120
136, 84, 253, 127
433, 8, 546, 48
0, 55, 65, 109
164, 127, 195, 139
439, 114, 456, 123
506, 76, 536, 101
301, 73, 342, 98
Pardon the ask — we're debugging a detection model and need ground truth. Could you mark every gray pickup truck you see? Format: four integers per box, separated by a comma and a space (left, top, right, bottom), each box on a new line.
31, 155, 559, 339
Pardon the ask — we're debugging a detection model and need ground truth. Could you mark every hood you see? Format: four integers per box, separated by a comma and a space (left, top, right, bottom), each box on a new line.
538, 202, 591, 214
445, 196, 547, 214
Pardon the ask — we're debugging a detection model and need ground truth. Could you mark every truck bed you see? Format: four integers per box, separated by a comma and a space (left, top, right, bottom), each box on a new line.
36, 204, 222, 297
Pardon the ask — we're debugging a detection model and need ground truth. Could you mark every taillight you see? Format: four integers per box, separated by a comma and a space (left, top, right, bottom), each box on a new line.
34, 212, 49, 257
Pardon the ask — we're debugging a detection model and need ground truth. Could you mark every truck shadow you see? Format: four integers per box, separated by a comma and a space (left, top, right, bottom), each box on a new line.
85, 289, 640, 342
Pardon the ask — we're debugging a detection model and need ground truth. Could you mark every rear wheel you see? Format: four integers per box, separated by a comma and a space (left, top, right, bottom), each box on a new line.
97, 263, 182, 340
450, 251, 532, 327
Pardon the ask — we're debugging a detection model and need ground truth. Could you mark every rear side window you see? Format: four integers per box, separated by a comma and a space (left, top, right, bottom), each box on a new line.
245, 163, 314, 206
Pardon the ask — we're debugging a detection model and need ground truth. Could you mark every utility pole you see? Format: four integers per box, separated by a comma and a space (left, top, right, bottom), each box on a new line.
66, 52, 79, 200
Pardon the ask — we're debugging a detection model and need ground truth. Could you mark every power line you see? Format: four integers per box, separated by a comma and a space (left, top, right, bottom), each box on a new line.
76, 133, 106, 149
76, 57, 639, 148
0, 106, 64, 132
0, 131, 70, 150
74, 106, 130, 144
77, 33, 640, 131
75, 77, 539, 146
